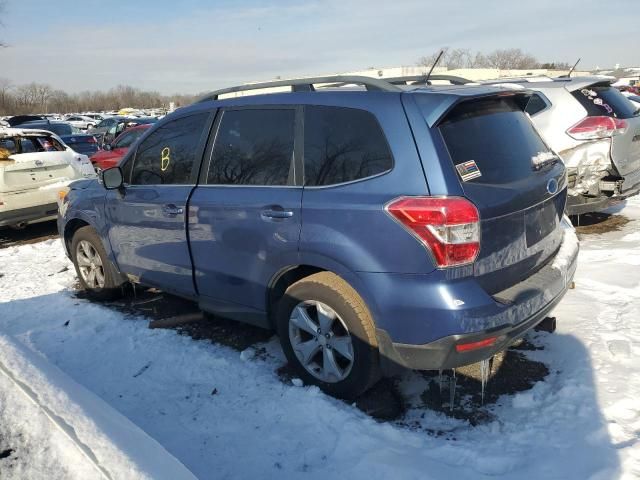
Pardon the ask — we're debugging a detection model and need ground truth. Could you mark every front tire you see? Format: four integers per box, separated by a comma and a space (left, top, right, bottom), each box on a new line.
71, 226, 123, 300
276, 272, 380, 399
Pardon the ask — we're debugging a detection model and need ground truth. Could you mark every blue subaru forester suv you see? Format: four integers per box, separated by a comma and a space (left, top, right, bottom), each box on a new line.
58, 76, 579, 398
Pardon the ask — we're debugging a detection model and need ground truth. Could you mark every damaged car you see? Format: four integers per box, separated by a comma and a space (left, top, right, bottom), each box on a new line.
485, 77, 640, 215
0, 128, 96, 229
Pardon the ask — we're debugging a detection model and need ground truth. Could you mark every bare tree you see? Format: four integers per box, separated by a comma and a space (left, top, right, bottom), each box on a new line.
0, 77, 12, 114
419, 47, 543, 70
0, 1, 6, 47
485, 48, 539, 69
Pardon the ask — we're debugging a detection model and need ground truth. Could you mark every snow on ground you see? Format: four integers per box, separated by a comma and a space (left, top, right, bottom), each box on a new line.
0, 198, 639, 479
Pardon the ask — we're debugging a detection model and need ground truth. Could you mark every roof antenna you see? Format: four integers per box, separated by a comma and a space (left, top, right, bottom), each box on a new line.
423, 50, 445, 85
566, 58, 581, 78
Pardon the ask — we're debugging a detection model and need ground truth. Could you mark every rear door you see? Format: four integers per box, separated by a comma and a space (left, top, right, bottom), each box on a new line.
189, 107, 302, 321
105, 111, 212, 297
436, 95, 567, 293
570, 84, 640, 177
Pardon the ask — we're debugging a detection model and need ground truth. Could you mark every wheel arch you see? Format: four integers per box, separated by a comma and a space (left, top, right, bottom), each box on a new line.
266, 255, 380, 330
63, 218, 91, 256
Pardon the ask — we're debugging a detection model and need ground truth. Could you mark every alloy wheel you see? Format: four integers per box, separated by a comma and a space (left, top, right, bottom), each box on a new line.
288, 300, 354, 383
76, 240, 105, 289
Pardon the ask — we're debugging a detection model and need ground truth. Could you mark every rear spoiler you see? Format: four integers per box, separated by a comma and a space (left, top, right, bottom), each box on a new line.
410, 90, 535, 128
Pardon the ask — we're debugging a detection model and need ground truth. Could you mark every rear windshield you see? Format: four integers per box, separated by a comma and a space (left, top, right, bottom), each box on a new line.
70, 143, 99, 154
21, 122, 73, 136
571, 84, 639, 119
439, 96, 557, 184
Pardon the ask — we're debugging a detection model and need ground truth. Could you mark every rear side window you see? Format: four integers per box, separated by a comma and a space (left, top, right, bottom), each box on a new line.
440, 97, 556, 184
303, 106, 393, 186
571, 85, 639, 119
130, 112, 209, 185
207, 109, 295, 186
524, 94, 548, 116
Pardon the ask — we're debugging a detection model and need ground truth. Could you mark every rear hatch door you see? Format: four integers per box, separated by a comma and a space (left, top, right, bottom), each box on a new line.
437, 95, 567, 294
569, 83, 640, 177
0, 151, 78, 193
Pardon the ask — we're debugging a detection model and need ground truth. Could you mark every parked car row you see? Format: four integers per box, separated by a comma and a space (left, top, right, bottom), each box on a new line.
59, 75, 581, 398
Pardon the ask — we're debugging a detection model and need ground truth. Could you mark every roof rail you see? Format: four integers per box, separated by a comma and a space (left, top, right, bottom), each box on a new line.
196, 75, 402, 102
383, 74, 473, 86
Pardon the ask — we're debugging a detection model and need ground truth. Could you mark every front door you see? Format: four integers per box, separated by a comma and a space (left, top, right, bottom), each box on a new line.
189, 107, 302, 320
105, 111, 213, 297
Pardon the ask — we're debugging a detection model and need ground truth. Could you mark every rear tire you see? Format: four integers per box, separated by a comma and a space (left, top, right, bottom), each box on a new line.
71, 226, 124, 300
276, 272, 380, 399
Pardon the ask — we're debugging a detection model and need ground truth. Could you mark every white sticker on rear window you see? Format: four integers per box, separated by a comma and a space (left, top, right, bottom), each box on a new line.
455, 160, 482, 181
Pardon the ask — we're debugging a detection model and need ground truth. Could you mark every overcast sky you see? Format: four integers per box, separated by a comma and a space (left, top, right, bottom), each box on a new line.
1, 0, 638, 95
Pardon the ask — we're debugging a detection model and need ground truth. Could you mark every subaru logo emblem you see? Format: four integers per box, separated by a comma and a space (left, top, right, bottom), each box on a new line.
547, 178, 559, 195
35, 159, 43, 167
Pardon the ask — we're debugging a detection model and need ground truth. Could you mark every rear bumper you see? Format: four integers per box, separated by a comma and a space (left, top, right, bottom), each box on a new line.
566, 182, 640, 215
0, 202, 59, 227
372, 223, 579, 372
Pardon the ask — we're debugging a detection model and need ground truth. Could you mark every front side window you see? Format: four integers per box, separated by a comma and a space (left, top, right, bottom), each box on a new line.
130, 113, 209, 185
303, 106, 393, 186
207, 109, 295, 186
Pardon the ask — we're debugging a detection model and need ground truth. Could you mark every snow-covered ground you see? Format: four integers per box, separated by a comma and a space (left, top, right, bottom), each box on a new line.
1, 198, 639, 479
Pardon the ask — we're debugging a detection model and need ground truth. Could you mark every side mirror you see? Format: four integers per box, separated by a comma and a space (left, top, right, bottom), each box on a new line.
102, 167, 124, 190
103, 144, 112, 151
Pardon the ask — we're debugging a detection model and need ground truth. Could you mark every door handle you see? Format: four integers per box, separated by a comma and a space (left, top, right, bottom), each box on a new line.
261, 208, 294, 219
162, 204, 184, 216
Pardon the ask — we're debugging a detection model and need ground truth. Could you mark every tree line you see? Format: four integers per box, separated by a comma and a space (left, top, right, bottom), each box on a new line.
0, 80, 198, 116
418, 47, 572, 71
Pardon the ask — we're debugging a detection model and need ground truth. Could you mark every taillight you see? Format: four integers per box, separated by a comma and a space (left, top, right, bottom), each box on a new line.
87, 137, 97, 143
566, 116, 628, 140
385, 196, 480, 268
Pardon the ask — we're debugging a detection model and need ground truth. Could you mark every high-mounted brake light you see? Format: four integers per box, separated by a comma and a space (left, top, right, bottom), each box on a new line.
385, 196, 480, 268
566, 116, 628, 140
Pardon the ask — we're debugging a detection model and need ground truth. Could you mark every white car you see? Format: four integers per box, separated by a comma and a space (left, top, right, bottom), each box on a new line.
621, 91, 640, 110
0, 128, 96, 228
64, 115, 97, 131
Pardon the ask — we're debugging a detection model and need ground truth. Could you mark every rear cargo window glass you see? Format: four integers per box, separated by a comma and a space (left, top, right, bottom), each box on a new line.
304, 106, 393, 186
130, 112, 209, 185
207, 109, 295, 186
524, 94, 548, 116
440, 97, 556, 184
571, 85, 639, 119
0, 138, 17, 155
